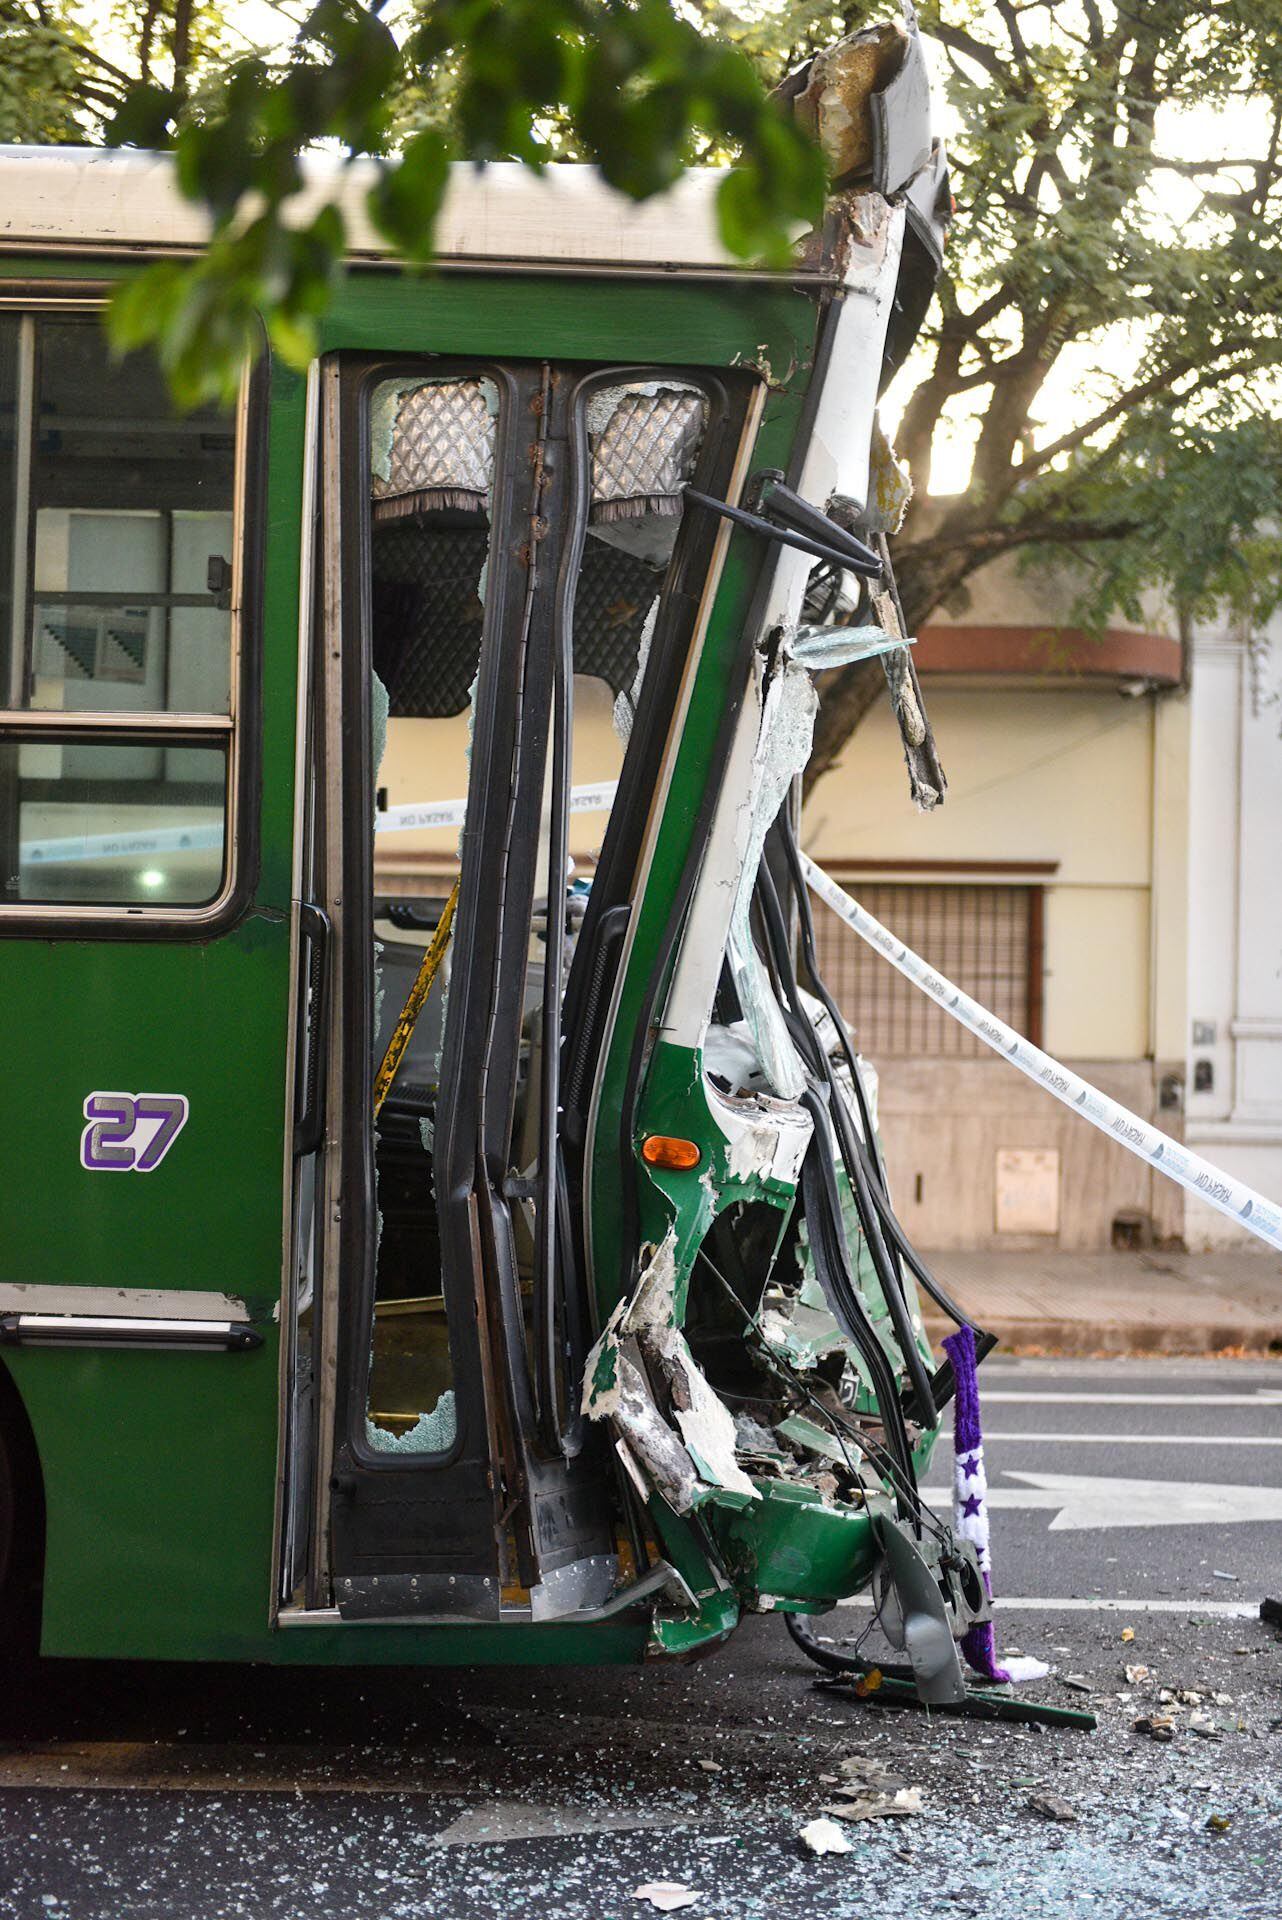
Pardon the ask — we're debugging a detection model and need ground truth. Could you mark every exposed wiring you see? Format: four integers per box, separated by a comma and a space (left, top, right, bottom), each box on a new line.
692, 1243, 954, 1554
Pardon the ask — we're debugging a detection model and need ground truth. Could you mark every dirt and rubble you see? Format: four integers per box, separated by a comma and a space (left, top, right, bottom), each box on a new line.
3, 1358, 1279, 1919
0, 1603, 1278, 1920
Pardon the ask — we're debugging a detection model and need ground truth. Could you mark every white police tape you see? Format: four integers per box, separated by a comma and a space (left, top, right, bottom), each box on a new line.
19, 779, 622, 869
21, 822, 224, 867
800, 853, 1282, 1255
22, 776, 1282, 1252
375, 779, 620, 834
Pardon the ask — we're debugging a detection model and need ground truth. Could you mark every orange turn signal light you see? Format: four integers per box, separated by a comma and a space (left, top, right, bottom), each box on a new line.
641, 1134, 701, 1171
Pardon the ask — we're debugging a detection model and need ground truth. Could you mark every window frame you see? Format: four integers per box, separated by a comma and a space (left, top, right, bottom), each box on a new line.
0, 297, 265, 938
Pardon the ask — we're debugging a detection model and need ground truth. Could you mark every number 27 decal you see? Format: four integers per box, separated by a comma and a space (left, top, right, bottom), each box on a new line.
81, 1092, 189, 1173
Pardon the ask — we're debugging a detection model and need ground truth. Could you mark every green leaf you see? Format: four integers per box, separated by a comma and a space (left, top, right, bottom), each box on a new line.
105, 83, 180, 150
367, 130, 451, 258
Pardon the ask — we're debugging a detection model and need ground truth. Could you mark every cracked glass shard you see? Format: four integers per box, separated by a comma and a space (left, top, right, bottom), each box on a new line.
788, 623, 912, 670
365, 1390, 457, 1454
612, 598, 660, 745
725, 659, 818, 1100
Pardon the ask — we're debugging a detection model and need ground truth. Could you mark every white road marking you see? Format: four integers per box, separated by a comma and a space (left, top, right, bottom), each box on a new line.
837, 1594, 1259, 1618
981, 1390, 1282, 1407
982, 1431, 1282, 1447
921, 1471, 1282, 1531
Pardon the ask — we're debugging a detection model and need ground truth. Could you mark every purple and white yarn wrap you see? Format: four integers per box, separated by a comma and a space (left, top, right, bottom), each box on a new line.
942, 1325, 1048, 1686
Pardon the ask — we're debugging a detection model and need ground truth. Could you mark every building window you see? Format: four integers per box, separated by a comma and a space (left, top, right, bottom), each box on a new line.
0, 311, 241, 915
811, 880, 1044, 1059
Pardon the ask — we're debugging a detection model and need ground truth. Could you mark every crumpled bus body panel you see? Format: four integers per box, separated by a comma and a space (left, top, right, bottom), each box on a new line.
571, 182, 981, 1657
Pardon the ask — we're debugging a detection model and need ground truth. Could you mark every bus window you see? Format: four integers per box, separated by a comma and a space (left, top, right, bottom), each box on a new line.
568, 380, 707, 875
15, 319, 234, 717
0, 314, 241, 915
0, 322, 15, 679
4, 739, 225, 907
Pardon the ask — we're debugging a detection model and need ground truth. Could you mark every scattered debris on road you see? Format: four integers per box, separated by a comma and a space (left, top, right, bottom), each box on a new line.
822, 1787, 923, 1823
799, 1817, 853, 1856
633, 1883, 701, 1912
1027, 1792, 1077, 1823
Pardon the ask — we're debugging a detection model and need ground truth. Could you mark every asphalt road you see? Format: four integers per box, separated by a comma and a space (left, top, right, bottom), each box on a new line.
1, 1356, 1279, 1920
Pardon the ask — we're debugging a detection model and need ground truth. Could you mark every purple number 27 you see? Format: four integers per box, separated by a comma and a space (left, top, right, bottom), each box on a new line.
81, 1092, 189, 1173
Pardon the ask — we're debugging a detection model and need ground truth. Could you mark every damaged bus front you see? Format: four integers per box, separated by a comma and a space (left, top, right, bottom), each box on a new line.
0, 12, 994, 1695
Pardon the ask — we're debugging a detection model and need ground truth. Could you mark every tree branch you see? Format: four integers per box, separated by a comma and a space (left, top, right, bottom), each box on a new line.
138, 0, 162, 86
930, 24, 1011, 86
1019, 338, 1270, 479
896, 517, 1141, 566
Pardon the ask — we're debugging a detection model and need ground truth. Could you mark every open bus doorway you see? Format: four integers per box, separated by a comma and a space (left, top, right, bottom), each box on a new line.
290, 355, 747, 1622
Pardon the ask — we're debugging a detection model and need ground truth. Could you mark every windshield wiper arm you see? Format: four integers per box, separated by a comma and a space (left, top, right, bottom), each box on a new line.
684, 473, 883, 579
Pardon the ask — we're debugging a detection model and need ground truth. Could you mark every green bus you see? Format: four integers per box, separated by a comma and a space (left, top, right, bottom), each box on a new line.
0, 19, 992, 1692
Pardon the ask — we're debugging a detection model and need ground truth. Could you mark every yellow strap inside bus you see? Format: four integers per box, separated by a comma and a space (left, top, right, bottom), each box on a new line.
373, 880, 460, 1117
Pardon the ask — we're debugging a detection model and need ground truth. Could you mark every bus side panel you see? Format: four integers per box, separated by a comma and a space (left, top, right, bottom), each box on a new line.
0, 925, 292, 1661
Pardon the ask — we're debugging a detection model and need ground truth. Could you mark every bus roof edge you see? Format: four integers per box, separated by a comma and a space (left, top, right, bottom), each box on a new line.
0, 149, 828, 281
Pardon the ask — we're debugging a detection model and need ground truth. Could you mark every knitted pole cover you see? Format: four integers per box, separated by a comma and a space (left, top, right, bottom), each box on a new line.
941, 1325, 1047, 1686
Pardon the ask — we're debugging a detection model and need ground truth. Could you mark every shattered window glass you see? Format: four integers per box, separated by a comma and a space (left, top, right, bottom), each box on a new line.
365, 374, 500, 1452
361, 369, 709, 1455
723, 657, 817, 1101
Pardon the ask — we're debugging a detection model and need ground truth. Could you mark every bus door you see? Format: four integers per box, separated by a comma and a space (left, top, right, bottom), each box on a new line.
288, 353, 755, 1619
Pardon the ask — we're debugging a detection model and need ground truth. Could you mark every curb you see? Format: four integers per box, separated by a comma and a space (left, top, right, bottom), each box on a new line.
924, 1316, 1282, 1359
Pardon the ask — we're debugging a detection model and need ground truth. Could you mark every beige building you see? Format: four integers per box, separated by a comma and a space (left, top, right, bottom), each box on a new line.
803, 554, 1191, 1253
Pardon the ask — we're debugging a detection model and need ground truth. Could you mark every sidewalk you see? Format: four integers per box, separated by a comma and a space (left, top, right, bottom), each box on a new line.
919, 1247, 1282, 1356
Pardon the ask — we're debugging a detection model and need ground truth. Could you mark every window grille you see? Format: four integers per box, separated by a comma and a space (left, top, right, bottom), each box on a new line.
810, 880, 1042, 1059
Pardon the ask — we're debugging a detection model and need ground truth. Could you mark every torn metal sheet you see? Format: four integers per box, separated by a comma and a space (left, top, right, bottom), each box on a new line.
582, 1230, 759, 1513
778, 22, 910, 187
864, 417, 913, 535
706, 1081, 814, 1191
